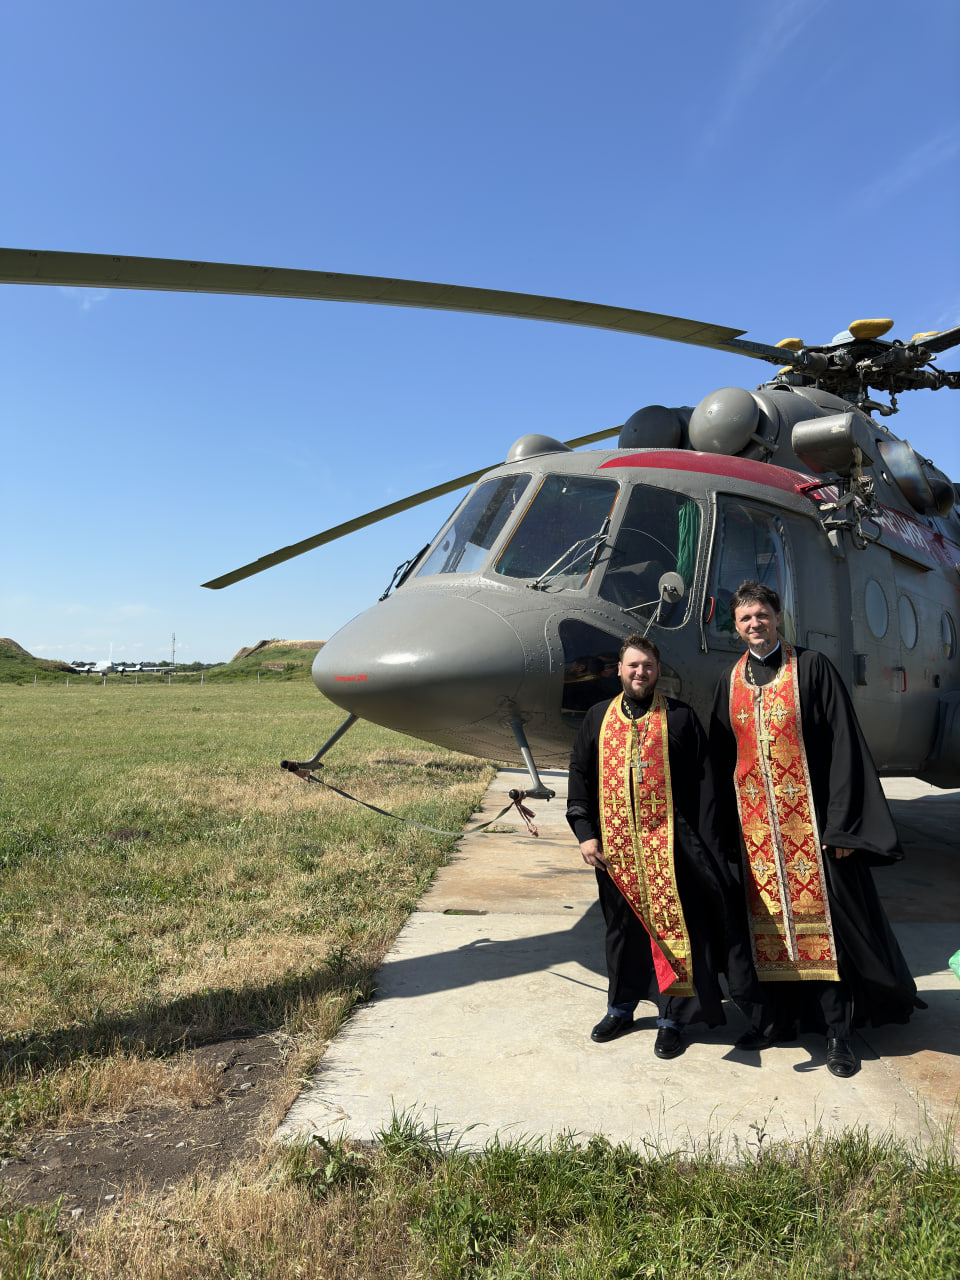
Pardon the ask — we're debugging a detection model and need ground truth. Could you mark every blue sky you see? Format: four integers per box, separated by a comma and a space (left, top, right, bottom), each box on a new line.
3, 0, 958, 663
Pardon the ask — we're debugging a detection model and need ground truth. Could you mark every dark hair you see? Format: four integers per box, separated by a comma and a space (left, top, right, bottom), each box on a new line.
619, 634, 660, 662
728, 580, 781, 619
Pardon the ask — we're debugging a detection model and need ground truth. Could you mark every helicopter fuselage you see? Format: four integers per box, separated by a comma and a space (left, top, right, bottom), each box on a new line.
313, 384, 960, 786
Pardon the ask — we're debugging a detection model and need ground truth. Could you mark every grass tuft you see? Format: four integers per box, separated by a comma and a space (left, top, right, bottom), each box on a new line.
0, 1198, 67, 1279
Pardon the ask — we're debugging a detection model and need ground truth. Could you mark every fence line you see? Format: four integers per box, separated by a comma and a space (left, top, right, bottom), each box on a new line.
21, 669, 307, 689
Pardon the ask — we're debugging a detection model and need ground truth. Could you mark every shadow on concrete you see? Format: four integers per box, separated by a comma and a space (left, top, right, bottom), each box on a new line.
371, 900, 607, 998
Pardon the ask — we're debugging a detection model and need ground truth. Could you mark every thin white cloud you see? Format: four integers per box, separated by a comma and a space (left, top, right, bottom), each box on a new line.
57, 286, 108, 311
695, 0, 831, 159
852, 127, 960, 212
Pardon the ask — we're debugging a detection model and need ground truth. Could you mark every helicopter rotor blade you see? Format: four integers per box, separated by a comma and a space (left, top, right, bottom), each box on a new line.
201, 423, 622, 589
0, 246, 784, 360
916, 324, 960, 355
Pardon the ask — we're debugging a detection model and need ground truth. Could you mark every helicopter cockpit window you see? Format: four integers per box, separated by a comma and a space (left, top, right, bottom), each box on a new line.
711, 503, 796, 642
597, 485, 701, 627
417, 474, 531, 577
494, 475, 619, 587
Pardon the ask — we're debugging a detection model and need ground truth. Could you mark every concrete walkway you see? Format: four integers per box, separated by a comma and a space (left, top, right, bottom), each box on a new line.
277, 771, 959, 1155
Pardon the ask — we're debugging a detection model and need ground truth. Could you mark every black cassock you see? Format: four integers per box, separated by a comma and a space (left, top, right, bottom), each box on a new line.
710, 645, 924, 1031
566, 694, 759, 1027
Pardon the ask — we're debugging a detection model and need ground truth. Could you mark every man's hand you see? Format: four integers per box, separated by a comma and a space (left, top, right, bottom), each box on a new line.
824, 844, 854, 859
580, 838, 608, 869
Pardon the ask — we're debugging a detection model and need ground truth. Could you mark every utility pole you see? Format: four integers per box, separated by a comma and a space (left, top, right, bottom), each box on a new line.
171, 632, 175, 667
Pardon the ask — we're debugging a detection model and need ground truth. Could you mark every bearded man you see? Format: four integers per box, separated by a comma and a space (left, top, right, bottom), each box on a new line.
566, 634, 758, 1060
709, 580, 924, 1079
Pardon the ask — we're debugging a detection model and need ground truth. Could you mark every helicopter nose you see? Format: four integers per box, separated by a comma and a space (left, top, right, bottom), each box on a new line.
312, 590, 526, 733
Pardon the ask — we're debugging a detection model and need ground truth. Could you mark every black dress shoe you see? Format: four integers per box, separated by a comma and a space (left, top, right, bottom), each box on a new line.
826, 1037, 858, 1078
735, 1023, 797, 1051
653, 1026, 684, 1059
591, 1014, 632, 1043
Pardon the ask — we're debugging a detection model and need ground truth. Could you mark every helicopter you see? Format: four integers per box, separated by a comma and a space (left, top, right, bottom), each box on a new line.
3, 248, 960, 795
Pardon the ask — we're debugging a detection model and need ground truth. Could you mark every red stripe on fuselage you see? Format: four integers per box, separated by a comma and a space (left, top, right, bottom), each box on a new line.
598, 450, 810, 494
600, 449, 960, 570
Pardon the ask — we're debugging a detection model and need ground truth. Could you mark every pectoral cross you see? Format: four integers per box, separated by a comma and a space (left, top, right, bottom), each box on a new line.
632, 755, 646, 784
756, 720, 774, 759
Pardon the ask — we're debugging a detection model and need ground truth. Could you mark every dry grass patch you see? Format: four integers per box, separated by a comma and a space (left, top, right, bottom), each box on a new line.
70, 1161, 418, 1280
137, 763, 328, 818
154, 936, 334, 1003
52, 1053, 227, 1127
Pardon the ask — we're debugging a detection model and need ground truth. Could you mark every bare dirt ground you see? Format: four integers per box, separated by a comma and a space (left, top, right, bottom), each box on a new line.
0, 1032, 285, 1222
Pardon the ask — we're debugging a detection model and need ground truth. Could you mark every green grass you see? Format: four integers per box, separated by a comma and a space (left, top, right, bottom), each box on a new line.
0, 681, 957, 1277
0, 680, 492, 1119
5, 1117, 955, 1278
383, 1120, 960, 1279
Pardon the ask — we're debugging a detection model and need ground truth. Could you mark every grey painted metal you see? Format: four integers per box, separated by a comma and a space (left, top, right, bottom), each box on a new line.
791, 412, 874, 475
878, 439, 955, 516
618, 404, 687, 450
508, 718, 556, 799
285, 712, 359, 770
505, 434, 572, 463
688, 386, 760, 454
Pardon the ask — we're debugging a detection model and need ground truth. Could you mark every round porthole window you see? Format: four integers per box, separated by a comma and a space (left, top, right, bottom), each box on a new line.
898, 596, 918, 649
865, 580, 888, 638
941, 612, 956, 660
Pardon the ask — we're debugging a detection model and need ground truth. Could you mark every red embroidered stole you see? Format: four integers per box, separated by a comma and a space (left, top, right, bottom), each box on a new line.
729, 644, 839, 982
598, 694, 693, 995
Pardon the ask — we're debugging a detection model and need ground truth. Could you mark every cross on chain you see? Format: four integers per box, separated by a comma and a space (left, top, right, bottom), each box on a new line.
756, 720, 775, 759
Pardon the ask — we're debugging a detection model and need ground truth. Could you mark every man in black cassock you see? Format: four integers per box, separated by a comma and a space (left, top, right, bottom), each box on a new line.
566, 634, 759, 1060
709, 580, 924, 1079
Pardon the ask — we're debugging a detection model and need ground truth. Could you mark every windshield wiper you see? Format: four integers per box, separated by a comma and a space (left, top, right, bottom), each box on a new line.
531, 516, 610, 590
379, 543, 430, 600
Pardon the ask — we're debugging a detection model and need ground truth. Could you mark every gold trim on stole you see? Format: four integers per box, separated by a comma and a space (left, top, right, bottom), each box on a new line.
729, 644, 839, 982
597, 693, 694, 995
